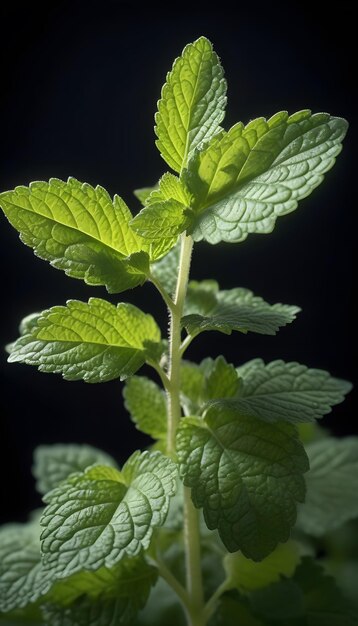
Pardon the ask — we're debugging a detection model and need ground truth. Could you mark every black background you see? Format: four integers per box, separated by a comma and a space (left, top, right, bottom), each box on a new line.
0, 1, 355, 523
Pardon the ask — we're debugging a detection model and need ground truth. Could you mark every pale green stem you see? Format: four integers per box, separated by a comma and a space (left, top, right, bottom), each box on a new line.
166, 233, 193, 455
179, 333, 195, 357
184, 486, 206, 626
203, 580, 230, 622
166, 233, 205, 626
154, 553, 191, 611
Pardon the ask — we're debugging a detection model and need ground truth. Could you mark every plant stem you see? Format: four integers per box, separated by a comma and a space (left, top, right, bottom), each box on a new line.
166, 233, 193, 456
166, 233, 205, 626
155, 553, 191, 610
184, 486, 206, 626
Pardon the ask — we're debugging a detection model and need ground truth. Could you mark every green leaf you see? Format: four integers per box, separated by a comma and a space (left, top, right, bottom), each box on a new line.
133, 185, 158, 205
33, 444, 117, 495
0, 606, 44, 625
205, 356, 241, 400
40, 451, 177, 577
249, 557, 358, 625
224, 541, 300, 592
182, 281, 300, 336
8, 298, 161, 383
296, 437, 358, 536
155, 36, 227, 172
183, 111, 348, 243
42, 555, 157, 626
131, 199, 192, 240
209, 592, 264, 626
180, 356, 240, 415
177, 405, 308, 560
123, 376, 167, 440
0, 521, 48, 612
216, 359, 352, 424
0, 178, 152, 293
150, 242, 180, 295
145, 173, 192, 206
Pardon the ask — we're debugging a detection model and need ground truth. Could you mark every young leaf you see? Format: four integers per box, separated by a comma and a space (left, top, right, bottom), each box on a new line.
41, 555, 157, 626
33, 444, 117, 495
155, 36, 227, 172
145, 173, 192, 206
40, 451, 177, 577
131, 199, 191, 240
183, 111, 348, 244
177, 405, 308, 560
8, 298, 161, 383
0, 178, 152, 293
296, 437, 358, 536
182, 281, 299, 336
224, 541, 300, 592
123, 376, 167, 440
134, 185, 158, 205
180, 356, 240, 415
0, 521, 49, 612
232, 359, 352, 424
205, 356, 241, 400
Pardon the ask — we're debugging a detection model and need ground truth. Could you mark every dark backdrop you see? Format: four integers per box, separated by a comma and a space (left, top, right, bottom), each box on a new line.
0, 1, 355, 523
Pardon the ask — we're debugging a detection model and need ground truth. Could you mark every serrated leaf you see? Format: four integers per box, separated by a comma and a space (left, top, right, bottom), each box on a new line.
177, 405, 308, 560
180, 356, 240, 415
0, 178, 153, 293
133, 185, 158, 205
296, 437, 358, 536
145, 173, 192, 206
155, 36, 227, 172
131, 199, 192, 240
123, 376, 167, 440
0, 521, 48, 612
215, 359, 352, 425
8, 298, 161, 383
40, 451, 177, 577
249, 557, 358, 625
150, 242, 180, 295
41, 555, 157, 626
182, 281, 299, 337
205, 356, 240, 400
224, 541, 300, 592
183, 111, 348, 244
33, 444, 117, 495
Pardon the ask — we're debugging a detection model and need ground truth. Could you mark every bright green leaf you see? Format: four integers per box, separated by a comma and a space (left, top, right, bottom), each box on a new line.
123, 376, 167, 440
224, 541, 300, 592
0, 178, 152, 293
183, 111, 348, 244
182, 281, 300, 336
155, 36, 227, 172
0, 521, 48, 612
133, 185, 158, 205
8, 298, 161, 383
131, 199, 192, 240
296, 437, 358, 536
216, 359, 352, 424
33, 444, 117, 495
40, 451, 177, 577
177, 405, 308, 560
145, 173, 192, 206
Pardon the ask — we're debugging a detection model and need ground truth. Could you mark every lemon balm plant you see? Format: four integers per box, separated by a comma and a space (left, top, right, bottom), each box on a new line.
0, 36, 356, 626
